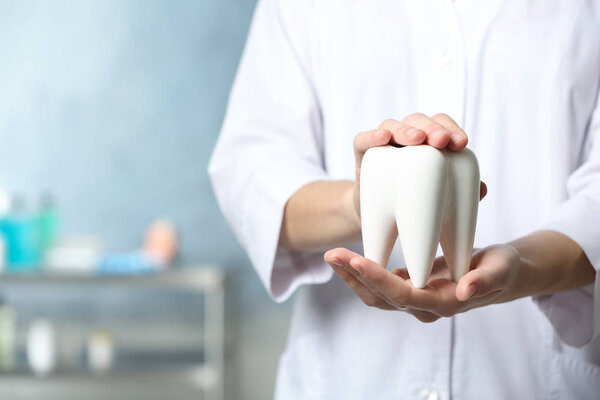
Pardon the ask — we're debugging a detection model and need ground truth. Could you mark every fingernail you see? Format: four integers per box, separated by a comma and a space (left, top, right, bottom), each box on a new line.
465, 284, 476, 299
326, 258, 344, 268
451, 133, 466, 144
375, 129, 387, 138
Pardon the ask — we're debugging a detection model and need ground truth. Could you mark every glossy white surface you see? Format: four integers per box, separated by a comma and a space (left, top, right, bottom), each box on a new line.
360, 145, 479, 288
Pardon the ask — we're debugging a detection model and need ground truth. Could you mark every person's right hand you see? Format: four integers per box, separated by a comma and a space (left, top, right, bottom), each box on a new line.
349, 113, 486, 227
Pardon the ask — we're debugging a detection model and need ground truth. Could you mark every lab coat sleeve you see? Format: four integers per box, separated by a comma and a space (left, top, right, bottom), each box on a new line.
208, 0, 334, 302
536, 88, 600, 347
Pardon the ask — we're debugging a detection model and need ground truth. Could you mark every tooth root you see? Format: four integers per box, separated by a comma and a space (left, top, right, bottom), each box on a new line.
360, 145, 479, 289
360, 147, 398, 268
439, 149, 480, 281
361, 210, 398, 268
394, 146, 448, 288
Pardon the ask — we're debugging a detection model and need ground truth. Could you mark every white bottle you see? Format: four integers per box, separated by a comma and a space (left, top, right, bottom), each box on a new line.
27, 319, 57, 376
360, 145, 480, 288
87, 330, 115, 374
0, 297, 16, 371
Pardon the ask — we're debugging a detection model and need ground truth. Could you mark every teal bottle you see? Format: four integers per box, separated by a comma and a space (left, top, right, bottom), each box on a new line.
37, 193, 59, 259
0, 196, 40, 272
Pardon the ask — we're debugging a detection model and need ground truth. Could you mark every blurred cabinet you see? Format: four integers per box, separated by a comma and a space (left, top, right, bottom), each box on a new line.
0, 267, 225, 400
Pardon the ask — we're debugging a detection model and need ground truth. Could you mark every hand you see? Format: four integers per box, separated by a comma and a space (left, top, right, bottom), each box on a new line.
323, 244, 521, 322
349, 113, 487, 227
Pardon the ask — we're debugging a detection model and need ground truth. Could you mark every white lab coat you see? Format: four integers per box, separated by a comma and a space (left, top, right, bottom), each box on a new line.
209, 0, 600, 398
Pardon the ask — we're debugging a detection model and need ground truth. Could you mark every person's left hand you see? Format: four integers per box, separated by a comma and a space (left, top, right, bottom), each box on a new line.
324, 244, 521, 322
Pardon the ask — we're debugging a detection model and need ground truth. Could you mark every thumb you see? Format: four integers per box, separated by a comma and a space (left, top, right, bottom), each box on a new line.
456, 268, 499, 301
455, 246, 516, 301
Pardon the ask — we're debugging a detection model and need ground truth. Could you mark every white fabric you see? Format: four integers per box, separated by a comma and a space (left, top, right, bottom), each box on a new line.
208, 0, 600, 398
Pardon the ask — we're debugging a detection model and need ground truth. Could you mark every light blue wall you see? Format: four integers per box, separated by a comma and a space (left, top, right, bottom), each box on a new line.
0, 0, 257, 268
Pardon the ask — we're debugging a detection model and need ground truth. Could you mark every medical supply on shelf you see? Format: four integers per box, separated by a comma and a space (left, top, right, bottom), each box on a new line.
37, 192, 59, 257
87, 330, 115, 374
27, 319, 57, 376
0, 296, 16, 371
44, 235, 102, 273
0, 195, 41, 271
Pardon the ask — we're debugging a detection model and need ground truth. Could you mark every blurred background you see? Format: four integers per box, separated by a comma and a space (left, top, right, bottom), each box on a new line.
0, 1, 292, 399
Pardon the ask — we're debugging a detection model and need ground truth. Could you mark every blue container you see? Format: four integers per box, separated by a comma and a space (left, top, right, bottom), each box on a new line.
0, 215, 40, 272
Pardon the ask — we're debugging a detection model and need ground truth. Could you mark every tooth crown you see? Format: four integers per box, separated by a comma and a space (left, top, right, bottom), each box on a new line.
360, 145, 480, 288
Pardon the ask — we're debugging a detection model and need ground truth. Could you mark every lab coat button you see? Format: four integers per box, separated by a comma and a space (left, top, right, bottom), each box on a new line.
437, 52, 454, 71
419, 388, 440, 400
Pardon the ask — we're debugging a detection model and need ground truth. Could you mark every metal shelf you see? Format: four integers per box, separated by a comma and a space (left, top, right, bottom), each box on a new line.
0, 266, 225, 400
0, 266, 223, 290
0, 365, 217, 400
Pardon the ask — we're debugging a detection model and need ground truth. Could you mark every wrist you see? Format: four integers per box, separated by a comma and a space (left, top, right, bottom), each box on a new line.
507, 235, 560, 300
508, 243, 539, 299
508, 231, 595, 297
341, 180, 362, 235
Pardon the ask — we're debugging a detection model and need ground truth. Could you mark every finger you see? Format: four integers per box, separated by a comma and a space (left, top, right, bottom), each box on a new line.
347, 255, 414, 307
413, 278, 464, 316
352, 254, 454, 312
344, 258, 401, 307
388, 273, 464, 317
431, 113, 468, 150
457, 290, 507, 312
332, 264, 397, 310
324, 249, 396, 310
455, 247, 517, 301
378, 119, 427, 146
326, 248, 402, 307
325, 247, 364, 266
353, 128, 392, 176
355, 268, 443, 320
390, 267, 449, 315
334, 249, 461, 315
480, 181, 488, 200
401, 113, 452, 148
392, 268, 470, 317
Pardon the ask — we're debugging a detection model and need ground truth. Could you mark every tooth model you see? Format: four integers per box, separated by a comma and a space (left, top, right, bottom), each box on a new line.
360, 145, 480, 288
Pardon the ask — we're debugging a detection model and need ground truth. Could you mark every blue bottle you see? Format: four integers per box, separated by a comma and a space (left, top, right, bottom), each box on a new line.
0, 195, 40, 272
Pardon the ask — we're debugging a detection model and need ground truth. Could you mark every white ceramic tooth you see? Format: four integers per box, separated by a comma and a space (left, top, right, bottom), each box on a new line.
360, 147, 398, 268
439, 149, 480, 281
393, 146, 447, 288
360, 145, 479, 288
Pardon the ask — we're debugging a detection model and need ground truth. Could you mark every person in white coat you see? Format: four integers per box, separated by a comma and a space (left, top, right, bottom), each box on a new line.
209, 1, 600, 398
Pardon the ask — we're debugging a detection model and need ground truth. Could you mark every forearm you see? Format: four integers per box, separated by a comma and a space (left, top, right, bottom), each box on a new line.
508, 230, 595, 300
279, 180, 361, 252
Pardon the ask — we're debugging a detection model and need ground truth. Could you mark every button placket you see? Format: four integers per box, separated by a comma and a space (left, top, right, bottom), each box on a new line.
434, 1, 467, 128
436, 51, 455, 73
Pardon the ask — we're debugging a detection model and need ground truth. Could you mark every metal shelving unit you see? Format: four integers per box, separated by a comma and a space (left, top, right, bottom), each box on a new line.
0, 267, 225, 400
